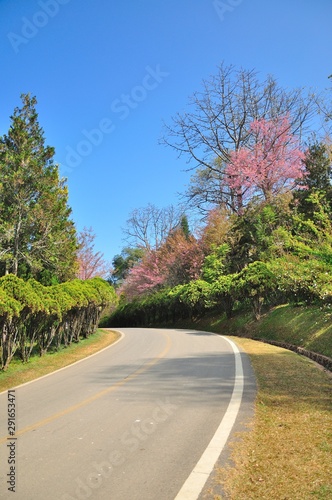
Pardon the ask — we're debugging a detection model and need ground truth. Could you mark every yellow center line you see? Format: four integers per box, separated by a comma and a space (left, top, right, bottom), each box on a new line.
0, 331, 172, 444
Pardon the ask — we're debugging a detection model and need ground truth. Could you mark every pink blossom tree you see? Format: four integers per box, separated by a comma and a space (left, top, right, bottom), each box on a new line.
119, 230, 204, 300
77, 227, 112, 280
160, 230, 204, 287
225, 115, 307, 207
119, 251, 166, 301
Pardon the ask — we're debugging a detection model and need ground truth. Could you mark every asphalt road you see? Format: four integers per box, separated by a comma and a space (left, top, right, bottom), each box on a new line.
0, 328, 256, 500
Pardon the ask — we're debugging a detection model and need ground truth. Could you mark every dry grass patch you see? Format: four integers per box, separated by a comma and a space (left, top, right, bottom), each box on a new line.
216, 338, 332, 499
0, 329, 120, 392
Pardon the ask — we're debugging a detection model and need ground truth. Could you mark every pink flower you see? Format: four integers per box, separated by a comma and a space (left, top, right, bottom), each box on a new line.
225, 115, 306, 203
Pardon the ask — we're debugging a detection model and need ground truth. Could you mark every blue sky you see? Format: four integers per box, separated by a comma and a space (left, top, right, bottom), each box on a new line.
0, 0, 331, 263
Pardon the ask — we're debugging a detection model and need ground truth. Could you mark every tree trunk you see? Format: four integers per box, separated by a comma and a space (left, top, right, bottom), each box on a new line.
12, 215, 22, 276
252, 296, 264, 320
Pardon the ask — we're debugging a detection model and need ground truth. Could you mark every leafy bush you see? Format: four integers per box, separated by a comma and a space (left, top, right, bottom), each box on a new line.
0, 275, 117, 370
232, 261, 277, 319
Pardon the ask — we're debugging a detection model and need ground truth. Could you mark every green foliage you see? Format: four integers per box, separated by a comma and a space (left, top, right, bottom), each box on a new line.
269, 256, 332, 305
179, 214, 190, 239
28, 278, 61, 318
178, 280, 213, 318
295, 141, 332, 213
211, 274, 235, 319
232, 261, 277, 319
88, 277, 118, 307
0, 288, 22, 319
229, 194, 293, 267
0, 275, 118, 369
111, 247, 145, 286
0, 274, 43, 314
233, 261, 276, 296
202, 244, 230, 282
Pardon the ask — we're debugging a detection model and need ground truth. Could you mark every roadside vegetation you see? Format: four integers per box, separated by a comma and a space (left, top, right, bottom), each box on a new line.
0, 328, 119, 393
106, 67, 332, 366
0, 274, 118, 371
168, 302, 332, 359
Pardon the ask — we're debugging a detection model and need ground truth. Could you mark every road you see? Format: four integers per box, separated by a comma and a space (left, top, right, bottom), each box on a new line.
0, 328, 256, 500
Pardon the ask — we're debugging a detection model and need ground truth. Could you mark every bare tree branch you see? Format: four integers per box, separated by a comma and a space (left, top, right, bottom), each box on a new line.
123, 203, 187, 250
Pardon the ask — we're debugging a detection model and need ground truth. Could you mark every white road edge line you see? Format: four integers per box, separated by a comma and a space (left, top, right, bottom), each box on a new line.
174, 335, 244, 500
0, 329, 124, 395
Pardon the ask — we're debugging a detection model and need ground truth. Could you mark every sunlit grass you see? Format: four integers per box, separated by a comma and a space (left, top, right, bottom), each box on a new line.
0, 329, 120, 392
175, 303, 332, 359
251, 304, 332, 358
214, 338, 332, 499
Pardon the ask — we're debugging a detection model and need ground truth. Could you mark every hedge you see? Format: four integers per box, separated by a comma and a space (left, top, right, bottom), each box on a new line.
107, 257, 332, 328
0, 275, 118, 370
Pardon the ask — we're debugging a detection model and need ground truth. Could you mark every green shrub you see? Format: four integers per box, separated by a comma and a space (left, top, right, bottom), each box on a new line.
0, 275, 118, 369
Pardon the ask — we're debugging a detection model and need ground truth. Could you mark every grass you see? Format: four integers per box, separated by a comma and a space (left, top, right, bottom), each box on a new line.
0, 328, 120, 392
169, 302, 332, 359
248, 304, 332, 358
210, 338, 332, 499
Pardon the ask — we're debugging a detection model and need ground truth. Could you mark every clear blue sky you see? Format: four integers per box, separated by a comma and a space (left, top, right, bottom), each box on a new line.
0, 0, 331, 263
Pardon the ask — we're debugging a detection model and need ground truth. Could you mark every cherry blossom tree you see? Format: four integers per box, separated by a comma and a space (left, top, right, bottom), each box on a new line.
118, 251, 166, 300
119, 229, 204, 300
77, 227, 111, 280
225, 115, 307, 207
160, 229, 204, 287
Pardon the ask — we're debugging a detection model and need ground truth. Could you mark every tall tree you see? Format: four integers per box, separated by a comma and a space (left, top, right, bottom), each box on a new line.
77, 227, 111, 280
299, 141, 332, 190
0, 94, 78, 282
178, 214, 190, 239
294, 141, 332, 218
162, 62, 317, 213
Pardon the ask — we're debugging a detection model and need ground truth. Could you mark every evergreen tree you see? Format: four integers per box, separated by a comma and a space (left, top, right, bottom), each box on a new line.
304, 142, 332, 191
111, 246, 145, 287
179, 214, 190, 239
295, 141, 332, 216
0, 94, 78, 282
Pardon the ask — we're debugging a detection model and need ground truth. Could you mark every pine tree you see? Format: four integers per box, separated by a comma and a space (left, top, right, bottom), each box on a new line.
179, 214, 190, 239
0, 94, 78, 282
295, 141, 332, 217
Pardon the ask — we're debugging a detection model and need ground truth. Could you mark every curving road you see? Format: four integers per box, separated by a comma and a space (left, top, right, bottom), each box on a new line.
0, 328, 256, 500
